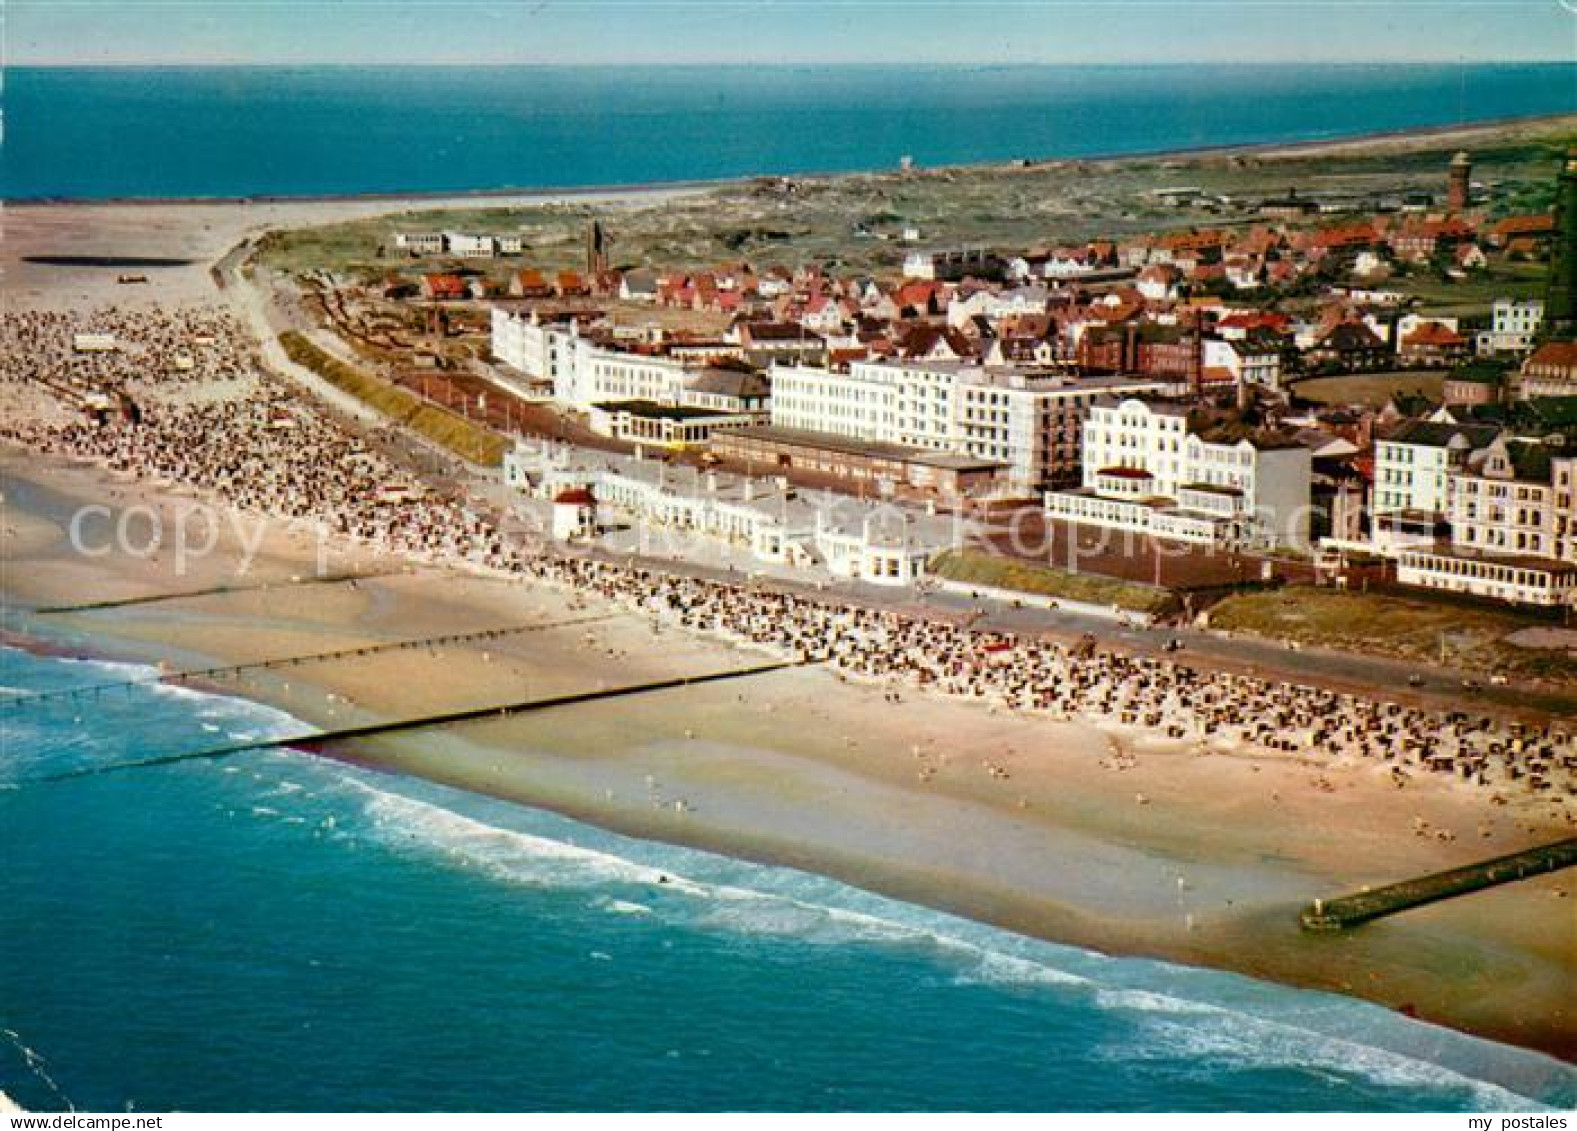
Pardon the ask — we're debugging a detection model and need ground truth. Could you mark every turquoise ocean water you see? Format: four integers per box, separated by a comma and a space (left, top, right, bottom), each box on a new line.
5, 63, 1576, 200
1, 642, 1574, 1112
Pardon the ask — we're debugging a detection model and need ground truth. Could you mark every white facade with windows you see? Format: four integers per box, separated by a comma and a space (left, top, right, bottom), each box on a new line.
1397, 550, 1577, 606
444, 232, 499, 258
1043, 398, 1313, 548
769, 361, 1161, 492
1476, 298, 1544, 355
1393, 436, 1577, 607
492, 308, 690, 409
503, 442, 954, 586
1370, 421, 1498, 554
770, 364, 897, 443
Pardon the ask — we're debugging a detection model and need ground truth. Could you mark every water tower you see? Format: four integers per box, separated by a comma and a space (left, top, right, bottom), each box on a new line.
1447, 151, 1472, 212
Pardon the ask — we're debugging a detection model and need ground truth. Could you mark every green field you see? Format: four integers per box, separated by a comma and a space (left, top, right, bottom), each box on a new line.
930, 549, 1176, 616
278, 331, 509, 466
1207, 588, 1577, 685
1401, 259, 1550, 318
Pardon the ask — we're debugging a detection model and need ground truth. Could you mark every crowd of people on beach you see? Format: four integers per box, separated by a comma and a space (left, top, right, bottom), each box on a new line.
1, 308, 258, 397
526, 556, 1575, 806
4, 306, 1573, 809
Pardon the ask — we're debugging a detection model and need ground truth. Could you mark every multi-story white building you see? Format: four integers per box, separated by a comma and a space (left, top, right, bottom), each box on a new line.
445, 232, 499, 259
1202, 336, 1283, 391
1447, 437, 1575, 560
1476, 298, 1544, 355
770, 363, 896, 442
393, 232, 447, 255
1397, 435, 1577, 606
769, 360, 1162, 491
1043, 397, 1313, 548
1370, 419, 1499, 554
493, 308, 691, 408
491, 308, 577, 392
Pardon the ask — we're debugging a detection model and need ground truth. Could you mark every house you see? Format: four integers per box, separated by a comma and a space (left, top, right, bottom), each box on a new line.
1388, 217, 1475, 262
681, 366, 771, 416
556, 271, 590, 298
1204, 330, 1286, 390
445, 232, 499, 259
1369, 418, 1500, 553
1520, 341, 1577, 398
1487, 213, 1556, 250
614, 269, 655, 302
902, 249, 1006, 283
1476, 298, 1544, 355
1136, 264, 1183, 302
894, 323, 976, 363
734, 321, 827, 368
393, 232, 447, 256
1453, 242, 1488, 271
509, 269, 553, 299
893, 280, 946, 317
420, 273, 468, 301
1397, 435, 1577, 606
1306, 319, 1389, 371
1399, 320, 1469, 366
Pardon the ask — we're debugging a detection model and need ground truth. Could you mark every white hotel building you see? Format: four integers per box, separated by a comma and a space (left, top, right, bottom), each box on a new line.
492, 307, 693, 408
770, 360, 1164, 492
1368, 419, 1500, 555
1397, 436, 1577, 607
1043, 398, 1313, 549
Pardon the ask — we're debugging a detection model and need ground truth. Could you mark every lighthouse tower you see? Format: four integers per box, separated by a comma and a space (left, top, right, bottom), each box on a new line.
1545, 149, 1577, 341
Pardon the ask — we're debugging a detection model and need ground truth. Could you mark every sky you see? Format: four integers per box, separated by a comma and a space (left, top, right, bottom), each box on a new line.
8, 0, 1577, 66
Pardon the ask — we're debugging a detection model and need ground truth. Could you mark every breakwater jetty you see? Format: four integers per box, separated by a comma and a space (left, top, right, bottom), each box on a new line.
1301, 838, 1577, 930
19, 657, 815, 786
0, 613, 616, 712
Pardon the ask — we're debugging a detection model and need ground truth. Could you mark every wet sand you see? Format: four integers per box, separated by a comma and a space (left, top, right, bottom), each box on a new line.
4, 450, 1573, 1063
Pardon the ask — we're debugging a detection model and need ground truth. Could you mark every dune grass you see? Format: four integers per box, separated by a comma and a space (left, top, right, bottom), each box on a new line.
930, 549, 1175, 616
1208, 588, 1577, 684
278, 331, 508, 466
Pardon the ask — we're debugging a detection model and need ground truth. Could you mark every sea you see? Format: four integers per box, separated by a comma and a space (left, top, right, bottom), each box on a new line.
4, 63, 1577, 200
2, 641, 1575, 1112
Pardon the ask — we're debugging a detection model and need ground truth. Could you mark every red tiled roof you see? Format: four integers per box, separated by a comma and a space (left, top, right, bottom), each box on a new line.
1491, 213, 1555, 240
1403, 321, 1466, 348
1526, 341, 1577, 370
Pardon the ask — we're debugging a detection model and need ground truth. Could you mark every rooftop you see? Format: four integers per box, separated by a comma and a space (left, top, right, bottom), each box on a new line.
720, 425, 1004, 471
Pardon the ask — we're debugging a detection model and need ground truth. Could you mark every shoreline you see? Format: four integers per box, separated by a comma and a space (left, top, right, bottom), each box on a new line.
4, 451, 1573, 1070
7, 108, 1576, 210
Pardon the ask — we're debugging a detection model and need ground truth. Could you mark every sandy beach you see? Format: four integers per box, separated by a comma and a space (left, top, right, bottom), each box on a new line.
1, 184, 702, 313
4, 449, 1573, 1063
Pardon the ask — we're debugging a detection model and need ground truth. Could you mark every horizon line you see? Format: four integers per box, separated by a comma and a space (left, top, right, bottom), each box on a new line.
12, 57, 1577, 69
